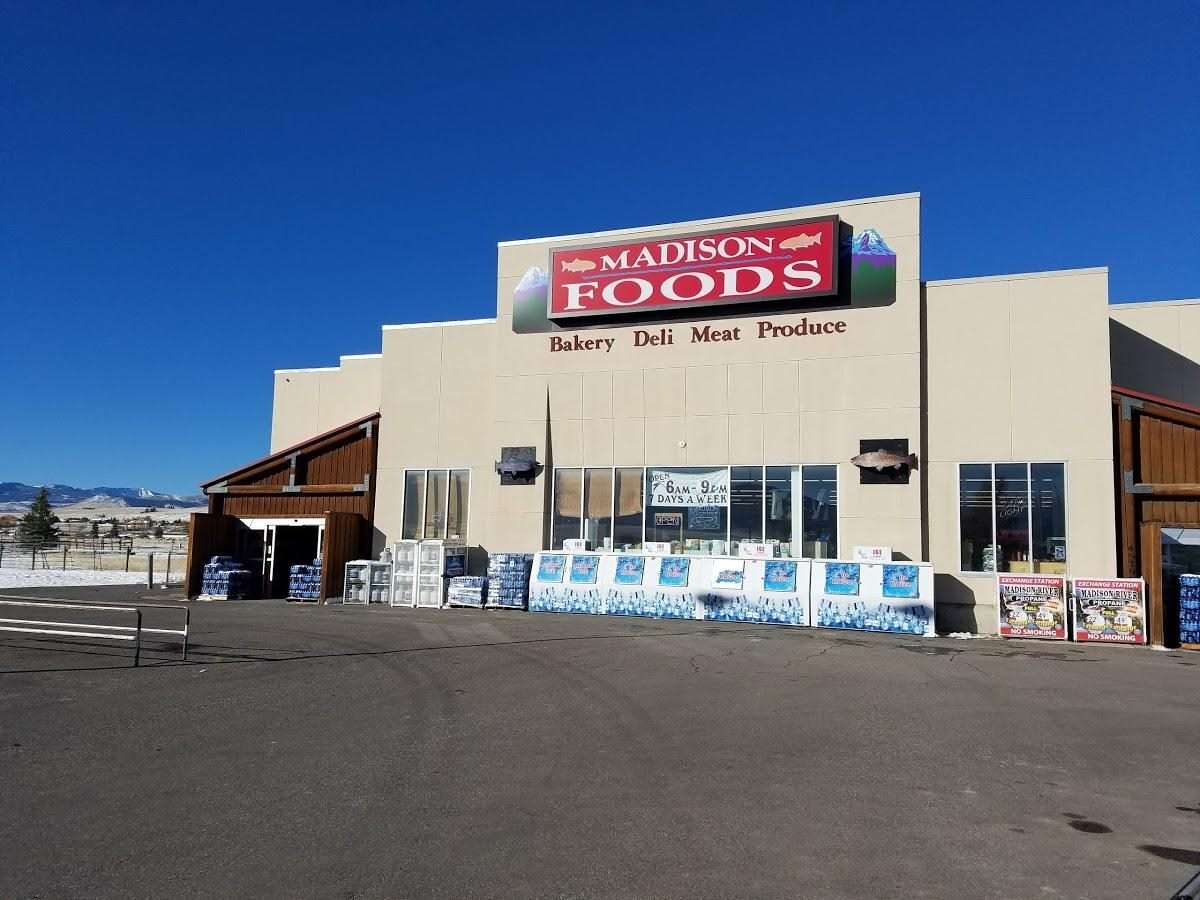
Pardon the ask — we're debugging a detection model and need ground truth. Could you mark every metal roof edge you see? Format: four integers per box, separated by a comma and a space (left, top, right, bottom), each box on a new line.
381, 318, 497, 331
925, 266, 1108, 287
496, 192, 922, 247
1109, 297, 1200, 309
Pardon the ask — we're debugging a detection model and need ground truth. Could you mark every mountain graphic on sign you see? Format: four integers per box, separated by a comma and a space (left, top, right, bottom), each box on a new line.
848, 227, 897, 305
852, 228, 894, 257
512, 266, 554, 334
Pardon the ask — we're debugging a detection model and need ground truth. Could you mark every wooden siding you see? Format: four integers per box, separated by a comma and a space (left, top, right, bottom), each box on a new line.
184, 512, 237, 597
1114, 388, 1200, 648
321, 511, 365, 601
204, 415, 379, 523
221, 493, 368, 517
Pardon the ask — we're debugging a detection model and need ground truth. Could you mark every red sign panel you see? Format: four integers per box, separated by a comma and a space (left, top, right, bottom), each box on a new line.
998, 574, 1068, 641
1071, 578, 1147, 644
549, 216, 839, 319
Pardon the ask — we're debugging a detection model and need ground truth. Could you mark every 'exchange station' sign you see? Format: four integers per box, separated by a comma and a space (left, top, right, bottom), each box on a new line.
549, 216, 839, 319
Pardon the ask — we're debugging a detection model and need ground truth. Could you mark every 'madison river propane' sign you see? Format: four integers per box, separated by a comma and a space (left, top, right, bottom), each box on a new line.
549, 216, 839, 319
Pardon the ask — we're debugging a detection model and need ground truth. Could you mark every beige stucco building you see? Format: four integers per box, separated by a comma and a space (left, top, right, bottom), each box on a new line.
264, 192, 1200, 633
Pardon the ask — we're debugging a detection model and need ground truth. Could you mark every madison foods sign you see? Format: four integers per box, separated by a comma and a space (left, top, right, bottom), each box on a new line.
549, 216, 839, 319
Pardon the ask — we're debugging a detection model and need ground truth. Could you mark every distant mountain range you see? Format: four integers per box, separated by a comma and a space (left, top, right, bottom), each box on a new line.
0, 483, 205, 513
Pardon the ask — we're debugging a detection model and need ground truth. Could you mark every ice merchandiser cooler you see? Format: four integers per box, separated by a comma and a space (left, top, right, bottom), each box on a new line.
343, 560, 370, 604
390, 539, 419, 607
416, 539, 467, 608
345, 560, 392, 604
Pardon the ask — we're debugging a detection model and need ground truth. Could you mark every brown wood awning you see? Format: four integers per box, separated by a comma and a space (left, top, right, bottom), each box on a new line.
200, 413, 380, 520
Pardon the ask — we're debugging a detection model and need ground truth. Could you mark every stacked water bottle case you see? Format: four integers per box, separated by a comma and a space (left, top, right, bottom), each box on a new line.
447, 576, 488, 607
202, 556, 256, 600
1180, 574, 1200, 645
486, 553, 534, 609
288, 559, 322, 601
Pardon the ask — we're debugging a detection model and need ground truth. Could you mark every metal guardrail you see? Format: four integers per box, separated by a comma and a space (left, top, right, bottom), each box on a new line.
1173, 868, 1200, 899
0, 597, 190, 666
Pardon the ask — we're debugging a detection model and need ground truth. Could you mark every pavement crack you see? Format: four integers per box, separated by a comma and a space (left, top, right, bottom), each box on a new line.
792, 644, 832, 666
948, 650, 987, 677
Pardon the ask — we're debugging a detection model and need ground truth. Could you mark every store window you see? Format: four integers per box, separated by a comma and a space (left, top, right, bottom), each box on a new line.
645, 466, 729, 551
402, 470, 425, 540
995, 463, 1029, 570
1030, 463, 1067, 567
612, 467, 644, 549
446, 469, 470, 541
801, 465, 838, 558
958, 464, 993, 571
551, 468, 582, 550
764, 465, 797, 551
958, 462, 1067, 573
583, 467, 613, 549
729, 466, 764, 543
548, 464, 838, 556
425, 470, 448, 538
402, 468, 471, 540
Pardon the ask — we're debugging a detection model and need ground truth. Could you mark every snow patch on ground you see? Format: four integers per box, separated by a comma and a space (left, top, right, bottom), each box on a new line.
0, 568, 149, 589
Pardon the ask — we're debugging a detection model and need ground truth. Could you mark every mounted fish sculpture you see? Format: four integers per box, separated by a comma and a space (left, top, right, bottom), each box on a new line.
850, 449, 918, 472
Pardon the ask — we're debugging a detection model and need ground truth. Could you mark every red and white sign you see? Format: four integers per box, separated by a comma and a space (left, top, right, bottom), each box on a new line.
549, 216, 839, 319
1071, 578, 1147, 645
737, 542, 775, 559
998, 574, 1068, 640
852, 545, 892, 563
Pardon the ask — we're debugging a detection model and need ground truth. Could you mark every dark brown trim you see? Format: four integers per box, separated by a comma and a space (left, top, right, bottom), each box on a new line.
1116, 397, 1138, 577
1113, 384, 1200, 420
1140, 520, 1165, 646
221, 483, 364, 496
1130, 482, 1200, 497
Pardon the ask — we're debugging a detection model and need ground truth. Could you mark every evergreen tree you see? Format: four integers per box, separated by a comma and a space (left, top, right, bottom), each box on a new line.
90, 521, 100, 539
16, 488, 60, 546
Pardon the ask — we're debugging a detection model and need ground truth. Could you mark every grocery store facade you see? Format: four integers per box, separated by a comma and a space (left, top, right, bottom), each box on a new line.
197, 192, 1200, 636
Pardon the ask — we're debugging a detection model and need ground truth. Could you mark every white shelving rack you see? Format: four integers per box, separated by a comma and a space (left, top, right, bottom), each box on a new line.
390, 540, 420, 607
343, 560, 370, 605
343, 560, 392, 605
416, 540, 467, 608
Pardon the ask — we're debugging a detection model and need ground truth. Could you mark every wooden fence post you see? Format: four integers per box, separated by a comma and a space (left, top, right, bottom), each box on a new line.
125, 548, 132, 572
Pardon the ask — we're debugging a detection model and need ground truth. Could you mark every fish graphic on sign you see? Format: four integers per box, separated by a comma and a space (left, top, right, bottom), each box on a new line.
560, 258, 596, 273
779, 232, 822, 250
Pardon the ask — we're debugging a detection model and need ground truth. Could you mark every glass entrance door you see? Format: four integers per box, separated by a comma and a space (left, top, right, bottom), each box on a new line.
1160, 528, 1200, 647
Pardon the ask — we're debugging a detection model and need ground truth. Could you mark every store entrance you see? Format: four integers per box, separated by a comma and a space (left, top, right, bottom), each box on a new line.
233, 524, 267, 598
268, 525, 322, 600
1160, 527, 1200, 647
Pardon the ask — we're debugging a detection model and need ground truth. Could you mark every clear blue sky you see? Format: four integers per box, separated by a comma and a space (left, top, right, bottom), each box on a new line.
2, 1, 1197, 495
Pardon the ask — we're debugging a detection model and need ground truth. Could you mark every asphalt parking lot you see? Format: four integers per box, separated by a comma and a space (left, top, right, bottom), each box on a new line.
2, 585, 1198, 899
